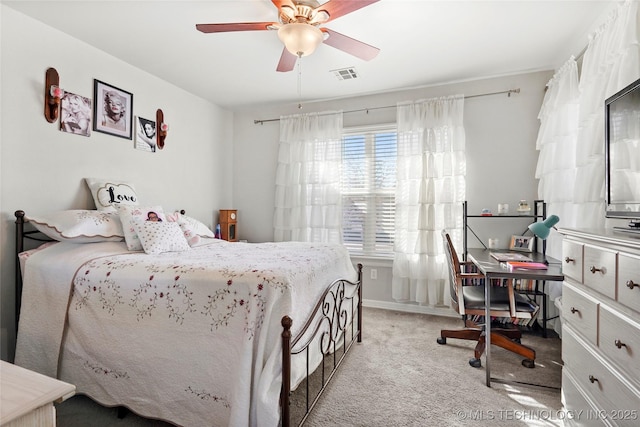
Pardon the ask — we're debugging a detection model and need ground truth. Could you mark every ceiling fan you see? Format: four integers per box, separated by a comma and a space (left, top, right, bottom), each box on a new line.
196, 0, 380, 72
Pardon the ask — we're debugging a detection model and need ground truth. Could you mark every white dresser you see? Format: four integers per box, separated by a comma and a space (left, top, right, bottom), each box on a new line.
559, 228, 640, 426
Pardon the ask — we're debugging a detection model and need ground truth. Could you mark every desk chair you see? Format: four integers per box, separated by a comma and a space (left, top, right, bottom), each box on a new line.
437, 230, 539, 368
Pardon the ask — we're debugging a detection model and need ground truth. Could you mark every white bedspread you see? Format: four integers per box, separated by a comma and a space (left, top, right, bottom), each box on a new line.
15, 239, 356, 427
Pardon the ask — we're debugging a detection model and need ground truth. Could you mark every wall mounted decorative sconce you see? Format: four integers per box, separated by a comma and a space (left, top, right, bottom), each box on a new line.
156, 108, 167, 150
44, 67, 64, 123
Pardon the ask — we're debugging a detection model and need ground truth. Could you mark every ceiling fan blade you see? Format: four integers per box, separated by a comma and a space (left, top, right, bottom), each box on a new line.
196, 22, 274, 33
321, 28, 379, 61
276, 48, 298, 72
316, 0, 380, 23
272, 0, 296, 10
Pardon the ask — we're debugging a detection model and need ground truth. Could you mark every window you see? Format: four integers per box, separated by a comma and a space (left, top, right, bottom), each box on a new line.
341, 125, 397, 256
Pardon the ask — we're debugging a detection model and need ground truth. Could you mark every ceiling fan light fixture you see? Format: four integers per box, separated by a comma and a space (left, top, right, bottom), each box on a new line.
277, 23, 323, 57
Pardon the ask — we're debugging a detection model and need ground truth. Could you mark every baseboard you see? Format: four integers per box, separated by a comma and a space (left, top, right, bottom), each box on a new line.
362, 299, 458, 318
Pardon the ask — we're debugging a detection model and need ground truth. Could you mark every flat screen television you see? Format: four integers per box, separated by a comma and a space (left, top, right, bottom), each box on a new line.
605, 76, 640, 233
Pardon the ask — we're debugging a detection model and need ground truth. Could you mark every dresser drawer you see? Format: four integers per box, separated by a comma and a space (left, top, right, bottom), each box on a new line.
563, 329, 640, 427
583, 245, 616, 300
599, 304, 640, 388
563, 240, 584, 283
562, 371, 606, 427
618, 253, 640, 313
563, 284, 599, 345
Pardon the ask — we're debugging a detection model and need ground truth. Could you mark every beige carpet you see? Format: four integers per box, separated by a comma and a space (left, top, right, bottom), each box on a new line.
56, 307, 563, 426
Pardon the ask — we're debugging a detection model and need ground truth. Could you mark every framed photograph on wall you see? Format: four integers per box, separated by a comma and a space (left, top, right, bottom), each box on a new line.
135, 116, 157, 153
92, 79, 133, 139
509, 235, 534, 252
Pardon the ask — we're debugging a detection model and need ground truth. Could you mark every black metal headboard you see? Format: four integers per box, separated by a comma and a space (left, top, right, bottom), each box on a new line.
14, 210, 54, 332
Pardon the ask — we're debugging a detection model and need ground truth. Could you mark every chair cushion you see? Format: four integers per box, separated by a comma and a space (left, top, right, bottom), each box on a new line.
462, 285, 537, 313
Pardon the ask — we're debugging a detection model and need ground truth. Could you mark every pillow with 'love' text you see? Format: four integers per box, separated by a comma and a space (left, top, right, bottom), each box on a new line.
85, 177, 139, 212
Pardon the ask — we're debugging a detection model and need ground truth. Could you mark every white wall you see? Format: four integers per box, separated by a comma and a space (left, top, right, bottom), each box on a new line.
0, 6, 233, 360
232, 71, 553, 312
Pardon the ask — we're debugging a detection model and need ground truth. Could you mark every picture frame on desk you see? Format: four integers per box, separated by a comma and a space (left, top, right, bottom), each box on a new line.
509, 235, 534, 252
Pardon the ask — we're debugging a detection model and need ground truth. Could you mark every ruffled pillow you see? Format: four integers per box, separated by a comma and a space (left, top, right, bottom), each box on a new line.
27, 210, 124, 243
115, 205, 166, 251
133, 221, 190, 255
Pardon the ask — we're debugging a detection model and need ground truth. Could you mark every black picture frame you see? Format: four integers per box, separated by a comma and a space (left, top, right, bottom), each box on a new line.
92, 79, 133, 139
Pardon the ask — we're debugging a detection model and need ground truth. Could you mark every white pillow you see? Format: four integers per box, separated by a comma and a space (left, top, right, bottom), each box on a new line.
166, 211, 215, 246
27, 210, 124, 243
179, 213, 215, 238
85, 178, 139, 212
133, 221, 191, 255
115, 205, 166, 251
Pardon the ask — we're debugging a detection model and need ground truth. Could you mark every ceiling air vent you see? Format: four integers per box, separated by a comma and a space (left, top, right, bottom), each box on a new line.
331, 67, 359, 81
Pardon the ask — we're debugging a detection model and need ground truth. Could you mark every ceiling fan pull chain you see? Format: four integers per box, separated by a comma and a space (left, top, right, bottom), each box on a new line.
297, 55, 303, 109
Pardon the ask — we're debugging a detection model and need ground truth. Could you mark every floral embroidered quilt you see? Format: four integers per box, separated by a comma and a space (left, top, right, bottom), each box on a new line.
15, 239, 356, 427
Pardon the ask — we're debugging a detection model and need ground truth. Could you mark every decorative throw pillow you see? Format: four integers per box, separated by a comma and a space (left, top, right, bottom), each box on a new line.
179, 213, 215, 238
133, 221, 191, 255
166, 211, 215, 246
27, 210, 124, 243
115, 205, 166, 251
85, 178, 139, 212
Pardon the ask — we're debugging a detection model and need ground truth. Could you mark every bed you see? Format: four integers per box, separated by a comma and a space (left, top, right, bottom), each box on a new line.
13, 209, 362, 427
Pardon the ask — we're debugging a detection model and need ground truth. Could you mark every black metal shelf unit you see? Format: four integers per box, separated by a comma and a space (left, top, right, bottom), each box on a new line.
462, 200, 551, 337
462, 200, 546, 255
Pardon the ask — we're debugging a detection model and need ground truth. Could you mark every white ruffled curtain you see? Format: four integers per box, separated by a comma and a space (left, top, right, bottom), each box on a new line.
535, 0, 639, 335
535, 58, 580, 258
573, 0, 640, 228
534, 58, 580, 335
273, 111, 344, 243
392, 95, 466, 306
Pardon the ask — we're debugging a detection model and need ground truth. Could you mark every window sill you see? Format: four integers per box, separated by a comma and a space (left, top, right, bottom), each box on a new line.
349, 254, 393, 268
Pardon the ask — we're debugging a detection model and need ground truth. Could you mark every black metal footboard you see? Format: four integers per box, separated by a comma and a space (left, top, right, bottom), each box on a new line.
281, 263, 363, 427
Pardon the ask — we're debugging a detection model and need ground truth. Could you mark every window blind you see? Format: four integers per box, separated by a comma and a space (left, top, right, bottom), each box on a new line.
341, 126, 397, 256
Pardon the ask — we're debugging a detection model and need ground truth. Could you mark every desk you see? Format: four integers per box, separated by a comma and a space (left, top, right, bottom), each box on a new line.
466, 249, 564, 387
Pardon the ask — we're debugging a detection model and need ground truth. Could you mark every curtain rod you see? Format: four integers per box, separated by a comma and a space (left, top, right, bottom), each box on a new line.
575, 44, 588, 62
253, 88, 520, 125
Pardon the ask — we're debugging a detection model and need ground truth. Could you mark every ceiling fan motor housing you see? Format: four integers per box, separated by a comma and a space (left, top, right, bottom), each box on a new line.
278, 23, 323, 57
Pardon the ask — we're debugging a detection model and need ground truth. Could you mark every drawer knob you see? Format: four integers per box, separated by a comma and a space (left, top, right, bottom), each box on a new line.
570, 307, 580, 315
589, 375, 599, 384
564, 256, 575, 264
627, 280, 638, 290
589, 266, 605, 274
615, 339, 627, 349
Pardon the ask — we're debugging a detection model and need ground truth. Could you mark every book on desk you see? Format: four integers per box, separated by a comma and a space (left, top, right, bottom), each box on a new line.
490, 252, 532, 262
502, 261, 548, 271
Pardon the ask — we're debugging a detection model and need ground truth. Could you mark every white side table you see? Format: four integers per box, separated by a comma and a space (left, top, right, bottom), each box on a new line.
1, 360, 75, 427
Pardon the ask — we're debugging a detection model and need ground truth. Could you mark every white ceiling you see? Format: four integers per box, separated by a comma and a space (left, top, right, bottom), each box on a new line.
3, 0, 617, 111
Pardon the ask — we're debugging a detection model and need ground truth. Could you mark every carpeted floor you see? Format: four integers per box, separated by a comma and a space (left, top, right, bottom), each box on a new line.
55, 307, 563, 426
